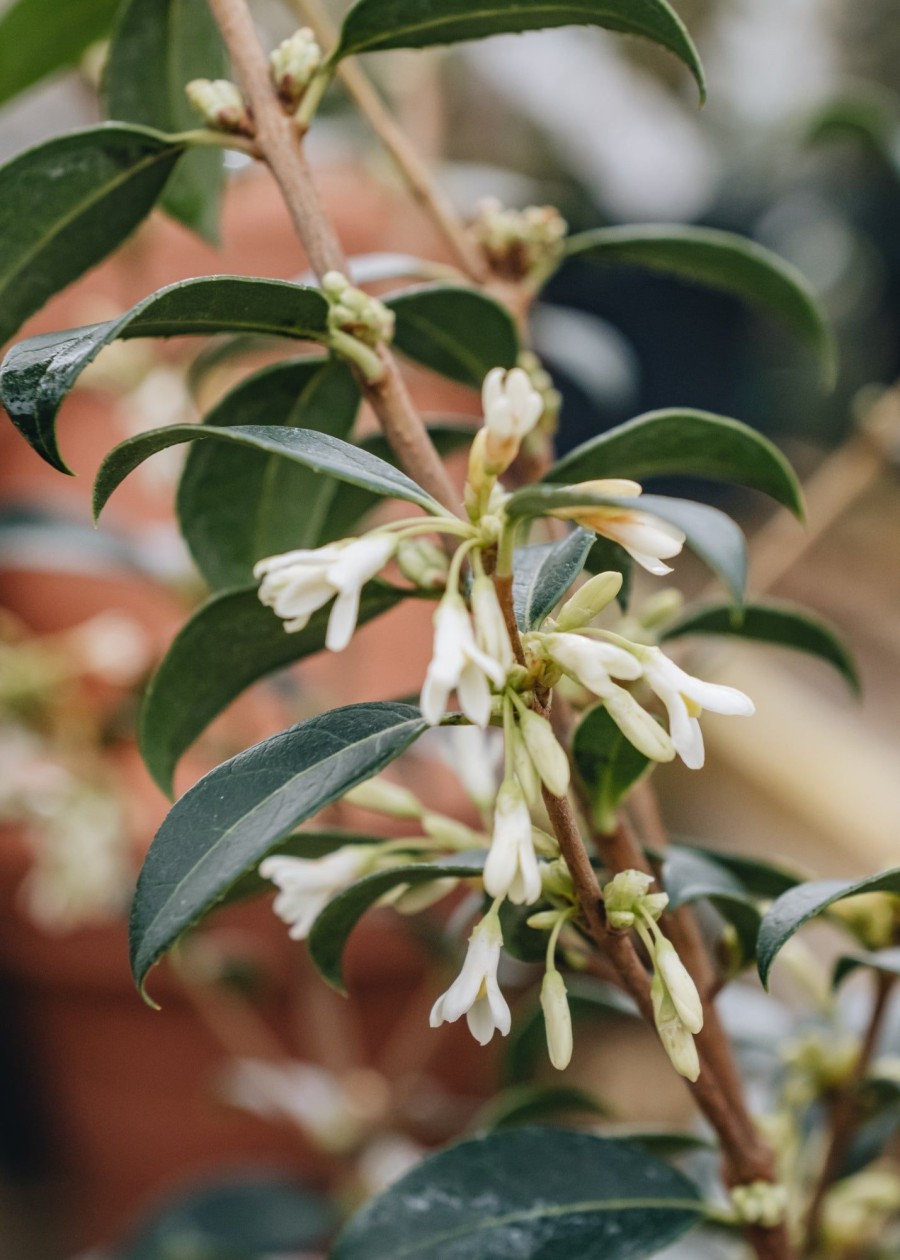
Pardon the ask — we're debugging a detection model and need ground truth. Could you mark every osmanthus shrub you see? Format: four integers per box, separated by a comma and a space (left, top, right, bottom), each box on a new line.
0, 2, 897, 1259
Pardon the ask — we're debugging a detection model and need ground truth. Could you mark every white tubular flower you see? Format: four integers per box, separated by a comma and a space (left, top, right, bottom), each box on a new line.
653, 974, 701, 1083
429, 912, 511, 1045
421, 591, 508, 728
641, 647, 755, 770
471, 575, 514, 674
551, 480, 686, 575
254, 533, 395, 652
541, 970, 574, 1070
259, 846, 372, 940
516, 709, 570, 798
481, 367, 544, 472
483, 778, 542, 905
654, 937, 704, 1035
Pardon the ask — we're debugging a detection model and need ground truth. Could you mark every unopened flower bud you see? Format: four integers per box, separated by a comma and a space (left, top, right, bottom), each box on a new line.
421, 812, 483, 850
270, 27, 322, 107
323, 272, 395, 347
531, 826, 559, 859
637, 588, 684, 631
602, 869, 655, 930
391, 877, 457, 914
510, 725, 541, 806
344, 776, 422, 819
527, 910, 562, 931
185, 78, 253, 135
480, 367, 543, 475
541, 858, 575, 901
517, 709, 570, 797
730, 1182, 789, 1230
652, 971, 700, 1082
556, 572, 624, 631
396, 538, 449, 590
471, 197, 568, 281
654, 937, 703, 1035
541, 970, 574, 1070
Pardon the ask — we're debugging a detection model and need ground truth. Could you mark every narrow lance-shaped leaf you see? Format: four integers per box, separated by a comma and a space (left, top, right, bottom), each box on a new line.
0, 0, 121, 108
513, 528, 596, 630
565, 225, 835, 384
757, 867, 900, 987
386, 284, 519, 388
333, 0, 706, 103
176, 358, 361, 589
1, 276, 329, 472
0, 126, 185, 357
308, 858, 485, 992
130, 701, 428, 997
833, 947, 900, 990
330, 1128, 704, 1260
572, 705, 652, 834
660, 846, 762, 966
140, 581, 408, 797
104, 0, 229, 241
95, 424, 443, 520
661, 601, 860, 695
544, 408, 805, 520
506, 487, 747, 602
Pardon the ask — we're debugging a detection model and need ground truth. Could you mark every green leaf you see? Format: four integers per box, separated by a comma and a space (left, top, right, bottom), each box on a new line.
319, 423, 476, 543
122, 1175, 334, 1260
505, 978, 637, 1084
513, 528, 595, 631
330, 1127, 704, 1260
583, 536, 633, 609
565, 225, 834, 384
507, 488, 747, 602
95, 423, 442, 519
757, 868, 900, 988
104, 0, 228, 241
0, 125, 185, 359
833, 947, 900, 990
600, 1129, 715, 1159
660, 846, 761, 966
1, 276, 329, 472
543, 409, 804, 520
807, 88, 900, 184
0, 0, 121, 109
130, 701, 427, 997
661, 601, 860, 695
387, 285, 519, 388
474, 1085, 610, 1131
669, 846, 799, 901
333, 0, 706, 102
176, 358, 361, 589
140, 581, 407, 797
308, 857, 485, 992
572, 706, 651, 834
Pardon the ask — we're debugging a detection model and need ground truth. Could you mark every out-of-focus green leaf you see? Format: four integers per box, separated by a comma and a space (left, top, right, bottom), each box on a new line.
833, 947, 900, 989
661, 846, 761, 966
130, 702, 428, 997
0, 0, 120, 108
505, 978, 638, 1083
474, 1084, 610, 1131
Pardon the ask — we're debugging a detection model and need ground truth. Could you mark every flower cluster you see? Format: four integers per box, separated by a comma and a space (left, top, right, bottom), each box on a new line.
470, 197, 568, 281
270, 27, 323, 108
185, 78, 253, 136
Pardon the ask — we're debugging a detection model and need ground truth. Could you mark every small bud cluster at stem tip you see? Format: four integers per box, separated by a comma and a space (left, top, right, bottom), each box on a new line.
185, 79, 253, 136
269, 28, 323, 109
470, 197, 568, 281
602, 870, 704, 1081
322, 272, 396, 381
730, 1182, 790, 1230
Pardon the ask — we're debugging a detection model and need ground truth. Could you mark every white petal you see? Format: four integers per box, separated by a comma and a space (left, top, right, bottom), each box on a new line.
326, 587, 361, 652
420, 667, 451, 726
466, 995, 499, 1045
457, 661, 492, 728
327, 535, 394, 591
483, 827, 519, 901
484, 976, 512, 1036
604, 686, 676, 762
482, 366, 506, 414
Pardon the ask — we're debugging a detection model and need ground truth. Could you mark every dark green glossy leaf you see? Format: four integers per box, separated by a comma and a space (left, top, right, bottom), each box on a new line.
601, 1129, 715, 1159
566, 225, 834, 384
140, 581, 407, 796
505, 978, 638, 1083
507, 487, 747, 601
387, 285, 519, 388
309, 857, 484, 992
669, 846, 799, 901
0, 0, 120, 108
320, 423, 475, 542
334, 0, 706, 102
95, 423, 442, 520
757, 868, 900, 988
0, 125, 185, 360
662, 600, 859, 695
544, 409, 804, 519
1, 276, 329, 472
661, 846, 761, 965
130, 701, 427, 996
330, 1127, 704, 1260
475, 1085, 610, 1131
122, 1174, 334, 1260
833, 947, 900, 989
104, 0, 228, 241
513, 528, 595, 631
176, 358, 361, 589
572, 706, 651, 834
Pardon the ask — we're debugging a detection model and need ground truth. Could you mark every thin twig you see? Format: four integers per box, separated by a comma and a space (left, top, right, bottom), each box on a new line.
207, 0, 460, 513
291, 0, 489, 282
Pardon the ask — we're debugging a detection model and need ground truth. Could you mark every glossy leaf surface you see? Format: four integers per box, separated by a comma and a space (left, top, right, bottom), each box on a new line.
512, 528, 596, 630
387, 285, 519, 388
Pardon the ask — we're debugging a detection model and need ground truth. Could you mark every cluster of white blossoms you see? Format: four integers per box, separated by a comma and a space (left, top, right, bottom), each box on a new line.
255, 362, 756, 1078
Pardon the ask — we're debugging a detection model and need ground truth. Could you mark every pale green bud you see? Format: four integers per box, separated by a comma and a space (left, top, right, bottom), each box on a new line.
185, 79, 252, 135
730, 1182, 789, 1230
270, 27, 323, 107
652, 970, 700, 1082
526, 910, 562, 931
421, 812, 484, 850
344, 776, 422, 819
541, 858, 575, 901
510, 727, 541, 806
396, 539, 449, 590
654, 937, 703, 1034
541, 970, 574, 1070
637, 588, 684, 631
324, 272, 395, 347
391, 877, 458, 914
556, 572, 624, 631
517, 709, 570, 798
602, 868, 655, 930
531, 826, 560, 859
